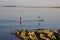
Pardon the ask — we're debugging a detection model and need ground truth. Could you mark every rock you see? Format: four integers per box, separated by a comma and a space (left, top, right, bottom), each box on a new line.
15, 29, 60, 40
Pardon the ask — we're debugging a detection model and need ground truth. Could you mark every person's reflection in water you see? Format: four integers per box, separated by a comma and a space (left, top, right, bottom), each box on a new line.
37, 16, 40, 29
38, 21, 40, 29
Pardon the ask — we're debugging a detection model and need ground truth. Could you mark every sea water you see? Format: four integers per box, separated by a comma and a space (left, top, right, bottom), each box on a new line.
0, 7, 60, 40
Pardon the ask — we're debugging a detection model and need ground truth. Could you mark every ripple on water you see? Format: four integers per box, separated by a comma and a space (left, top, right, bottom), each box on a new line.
0, 26, 6, 28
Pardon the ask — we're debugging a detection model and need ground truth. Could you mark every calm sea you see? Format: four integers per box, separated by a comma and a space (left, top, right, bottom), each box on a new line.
0, 7, 60, 40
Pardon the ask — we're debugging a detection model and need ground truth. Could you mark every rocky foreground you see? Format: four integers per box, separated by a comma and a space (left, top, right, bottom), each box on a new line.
15, 29, 60, 40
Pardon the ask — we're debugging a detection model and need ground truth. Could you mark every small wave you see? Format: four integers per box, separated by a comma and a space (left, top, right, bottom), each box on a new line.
0, 26, 5, 28
0, 20, 17, 23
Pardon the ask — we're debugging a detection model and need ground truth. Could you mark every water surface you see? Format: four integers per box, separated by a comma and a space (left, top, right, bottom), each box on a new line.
0, 7, 60, 40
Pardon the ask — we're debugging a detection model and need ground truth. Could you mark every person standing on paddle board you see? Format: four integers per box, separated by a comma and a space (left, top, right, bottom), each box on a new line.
20, 17, 22, 24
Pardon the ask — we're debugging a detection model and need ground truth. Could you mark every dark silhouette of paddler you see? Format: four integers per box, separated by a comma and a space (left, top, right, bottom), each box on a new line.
20, 17, 22, 24
38, 16, 40, 20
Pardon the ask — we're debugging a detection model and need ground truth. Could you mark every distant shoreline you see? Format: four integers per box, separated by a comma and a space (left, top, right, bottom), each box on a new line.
1, 5, 60, 8
2, 6, 18, 7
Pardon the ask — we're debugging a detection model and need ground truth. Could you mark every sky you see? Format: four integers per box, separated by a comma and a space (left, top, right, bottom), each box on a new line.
0, 0, 60, 20
0, 0, 60, 7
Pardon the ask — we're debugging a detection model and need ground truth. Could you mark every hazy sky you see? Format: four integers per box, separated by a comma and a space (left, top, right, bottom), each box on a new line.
0, 0, 60, 20
0, 0, 60, 7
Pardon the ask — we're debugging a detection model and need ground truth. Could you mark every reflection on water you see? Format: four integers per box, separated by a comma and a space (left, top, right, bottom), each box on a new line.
37, 21, 40, 29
